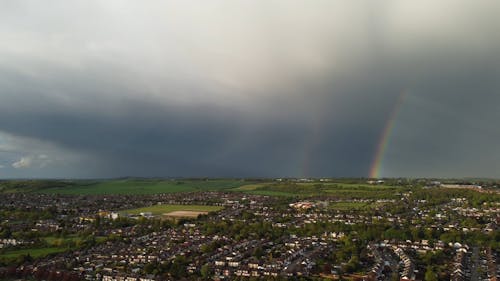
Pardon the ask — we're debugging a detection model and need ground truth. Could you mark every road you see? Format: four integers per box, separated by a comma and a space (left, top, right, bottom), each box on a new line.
470, 246, 479, 281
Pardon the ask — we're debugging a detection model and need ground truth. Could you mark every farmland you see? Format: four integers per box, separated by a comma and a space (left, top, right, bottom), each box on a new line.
0, 179, 251, 195
231, 181, 408, 199
0, 179, 410, 198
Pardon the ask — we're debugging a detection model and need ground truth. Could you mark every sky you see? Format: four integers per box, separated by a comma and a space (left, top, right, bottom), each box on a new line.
1, 1, 500, 179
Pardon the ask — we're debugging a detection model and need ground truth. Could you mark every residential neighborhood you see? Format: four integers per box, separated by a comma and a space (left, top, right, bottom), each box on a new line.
0, 179, 499, 280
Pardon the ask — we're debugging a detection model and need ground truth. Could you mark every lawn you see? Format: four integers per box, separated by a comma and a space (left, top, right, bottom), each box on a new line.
36, 179, 250, 195
0, 247, 68, 259
120, 204, 223, 215
43, 235, 83, 246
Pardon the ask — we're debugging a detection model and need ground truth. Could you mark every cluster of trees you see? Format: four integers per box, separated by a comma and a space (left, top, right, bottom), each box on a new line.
202, 220, 285, 241
411, 188, 500, 207
142, 255, 190, 278
418, 251, 450, 281
0, 180, 74, 193
0, 208, 58, 221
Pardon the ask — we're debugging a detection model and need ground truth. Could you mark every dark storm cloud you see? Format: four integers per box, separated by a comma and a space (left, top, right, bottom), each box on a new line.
1, 1, 500, 178
0, 89, 384, 177
0, 63, 391, 177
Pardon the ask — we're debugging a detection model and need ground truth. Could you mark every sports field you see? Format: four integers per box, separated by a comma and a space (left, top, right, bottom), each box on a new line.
120, 204, 223, 215
163, 210, 209, 218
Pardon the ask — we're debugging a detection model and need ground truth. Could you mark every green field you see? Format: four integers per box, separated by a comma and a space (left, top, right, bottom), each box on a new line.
233, 184, 268, 191
232, 184, 296, 196
328, 201, 381, 210
42, 235, 84, 246
231, 182, 407, 198
121, 204, 224, 215
30, 179, 249, 195
243, 190, 298, 197
0, 179, 408, 198
0, 247, 67, 259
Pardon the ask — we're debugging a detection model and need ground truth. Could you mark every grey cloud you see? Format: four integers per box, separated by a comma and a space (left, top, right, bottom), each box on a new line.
1, 1, 500, 178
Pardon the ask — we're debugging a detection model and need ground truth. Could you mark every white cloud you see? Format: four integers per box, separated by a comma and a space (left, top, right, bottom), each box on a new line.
11, 154, 53, 169
12, 156, 33, 168
0, 165, 5, 168
0, 131, 94, 177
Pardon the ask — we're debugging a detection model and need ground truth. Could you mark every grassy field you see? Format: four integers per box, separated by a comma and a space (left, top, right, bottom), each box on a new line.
34, 179, 249, 195
120, 204, 223, 215
232, 184, 268, 191
0, 179, 407, 198
231, 182, 407, 198
243, 190, 298, 197
43, 235, 83, 246
0, 247, 67, 259
327, 201, 381, 210
0, 180, 76, 193
232, 184, 296, 196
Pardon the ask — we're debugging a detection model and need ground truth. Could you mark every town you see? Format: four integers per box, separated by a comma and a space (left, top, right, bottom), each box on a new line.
0, 179, 499, 281
3, 1, 500, 280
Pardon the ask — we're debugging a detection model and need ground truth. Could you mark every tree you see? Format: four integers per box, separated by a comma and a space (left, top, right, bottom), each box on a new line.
0, 226, 12, 238
425, 266, 438, 281
144, 262, 157, 274
252, 247, 264, 258
200, 264, 211, 279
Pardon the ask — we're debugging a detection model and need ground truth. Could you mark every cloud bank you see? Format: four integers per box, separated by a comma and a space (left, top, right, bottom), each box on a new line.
1, 1, 500, 178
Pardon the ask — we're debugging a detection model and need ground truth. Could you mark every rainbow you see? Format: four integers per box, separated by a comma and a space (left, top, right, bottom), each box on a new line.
300, 115, 323, 178
369, 91, 407, 178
